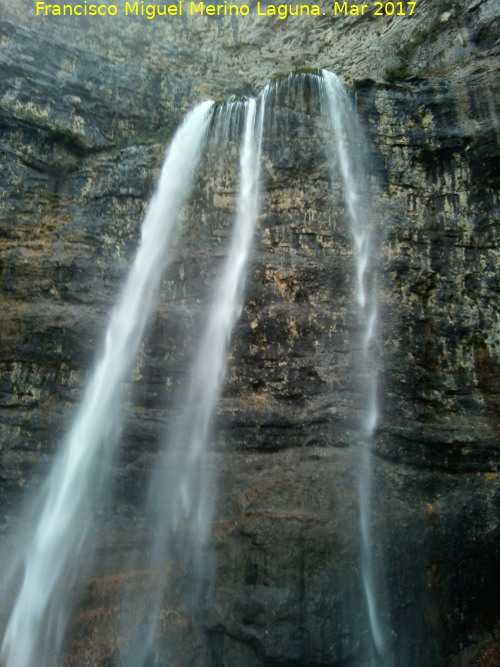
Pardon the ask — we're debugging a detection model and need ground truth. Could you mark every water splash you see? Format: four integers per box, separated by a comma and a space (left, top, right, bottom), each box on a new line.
124, 92, 267, 666
0, 101, 213, 667
320, 70, 385, 661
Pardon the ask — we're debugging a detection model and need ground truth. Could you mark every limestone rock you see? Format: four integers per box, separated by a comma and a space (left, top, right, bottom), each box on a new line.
0, 1, 499, 665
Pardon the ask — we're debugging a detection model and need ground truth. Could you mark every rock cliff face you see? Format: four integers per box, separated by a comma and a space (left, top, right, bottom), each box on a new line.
0, 0, 499, 665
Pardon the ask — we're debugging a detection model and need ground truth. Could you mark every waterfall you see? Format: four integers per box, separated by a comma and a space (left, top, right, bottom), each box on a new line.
1, 72, 388, 667
124, 92, 267, 667
320, 70, 385, 662
0, 100, 213, 667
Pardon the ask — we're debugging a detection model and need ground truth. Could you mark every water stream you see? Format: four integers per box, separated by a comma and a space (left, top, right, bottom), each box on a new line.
0, 101, 213, 667
321, 70, 385, 662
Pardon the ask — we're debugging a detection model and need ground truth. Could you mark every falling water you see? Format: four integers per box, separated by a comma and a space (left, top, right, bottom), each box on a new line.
0, 101, 213, 667
320, 70, 385, 661
124, 93, 266, 666
1, 72, 388, 667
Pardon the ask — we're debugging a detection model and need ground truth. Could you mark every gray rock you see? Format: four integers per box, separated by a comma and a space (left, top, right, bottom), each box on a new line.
0, 1, 499, 665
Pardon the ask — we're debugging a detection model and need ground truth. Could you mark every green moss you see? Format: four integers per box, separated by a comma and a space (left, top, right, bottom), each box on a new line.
293, 67, 321, 77
116, 123, 176, 149
45, 126, 88, 157
0, 101, 90, 156
407, 28, 431, 53
352, 78, 376, 91
270, 67, 321, 85
400, 18, 441, 59
212, 96, 247, 113
270, 71, 290, 84
227, 94, 247, 103
385, 62, 413, 84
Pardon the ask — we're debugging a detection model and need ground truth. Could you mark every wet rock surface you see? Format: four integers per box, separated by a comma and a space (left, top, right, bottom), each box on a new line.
0, 0, 499, 665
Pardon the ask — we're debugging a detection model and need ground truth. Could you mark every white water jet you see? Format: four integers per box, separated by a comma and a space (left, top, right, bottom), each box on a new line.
174, 94, 266, 536
0, 100, 213, 667
320, 70, 385, 661
125, 93, 266, 667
